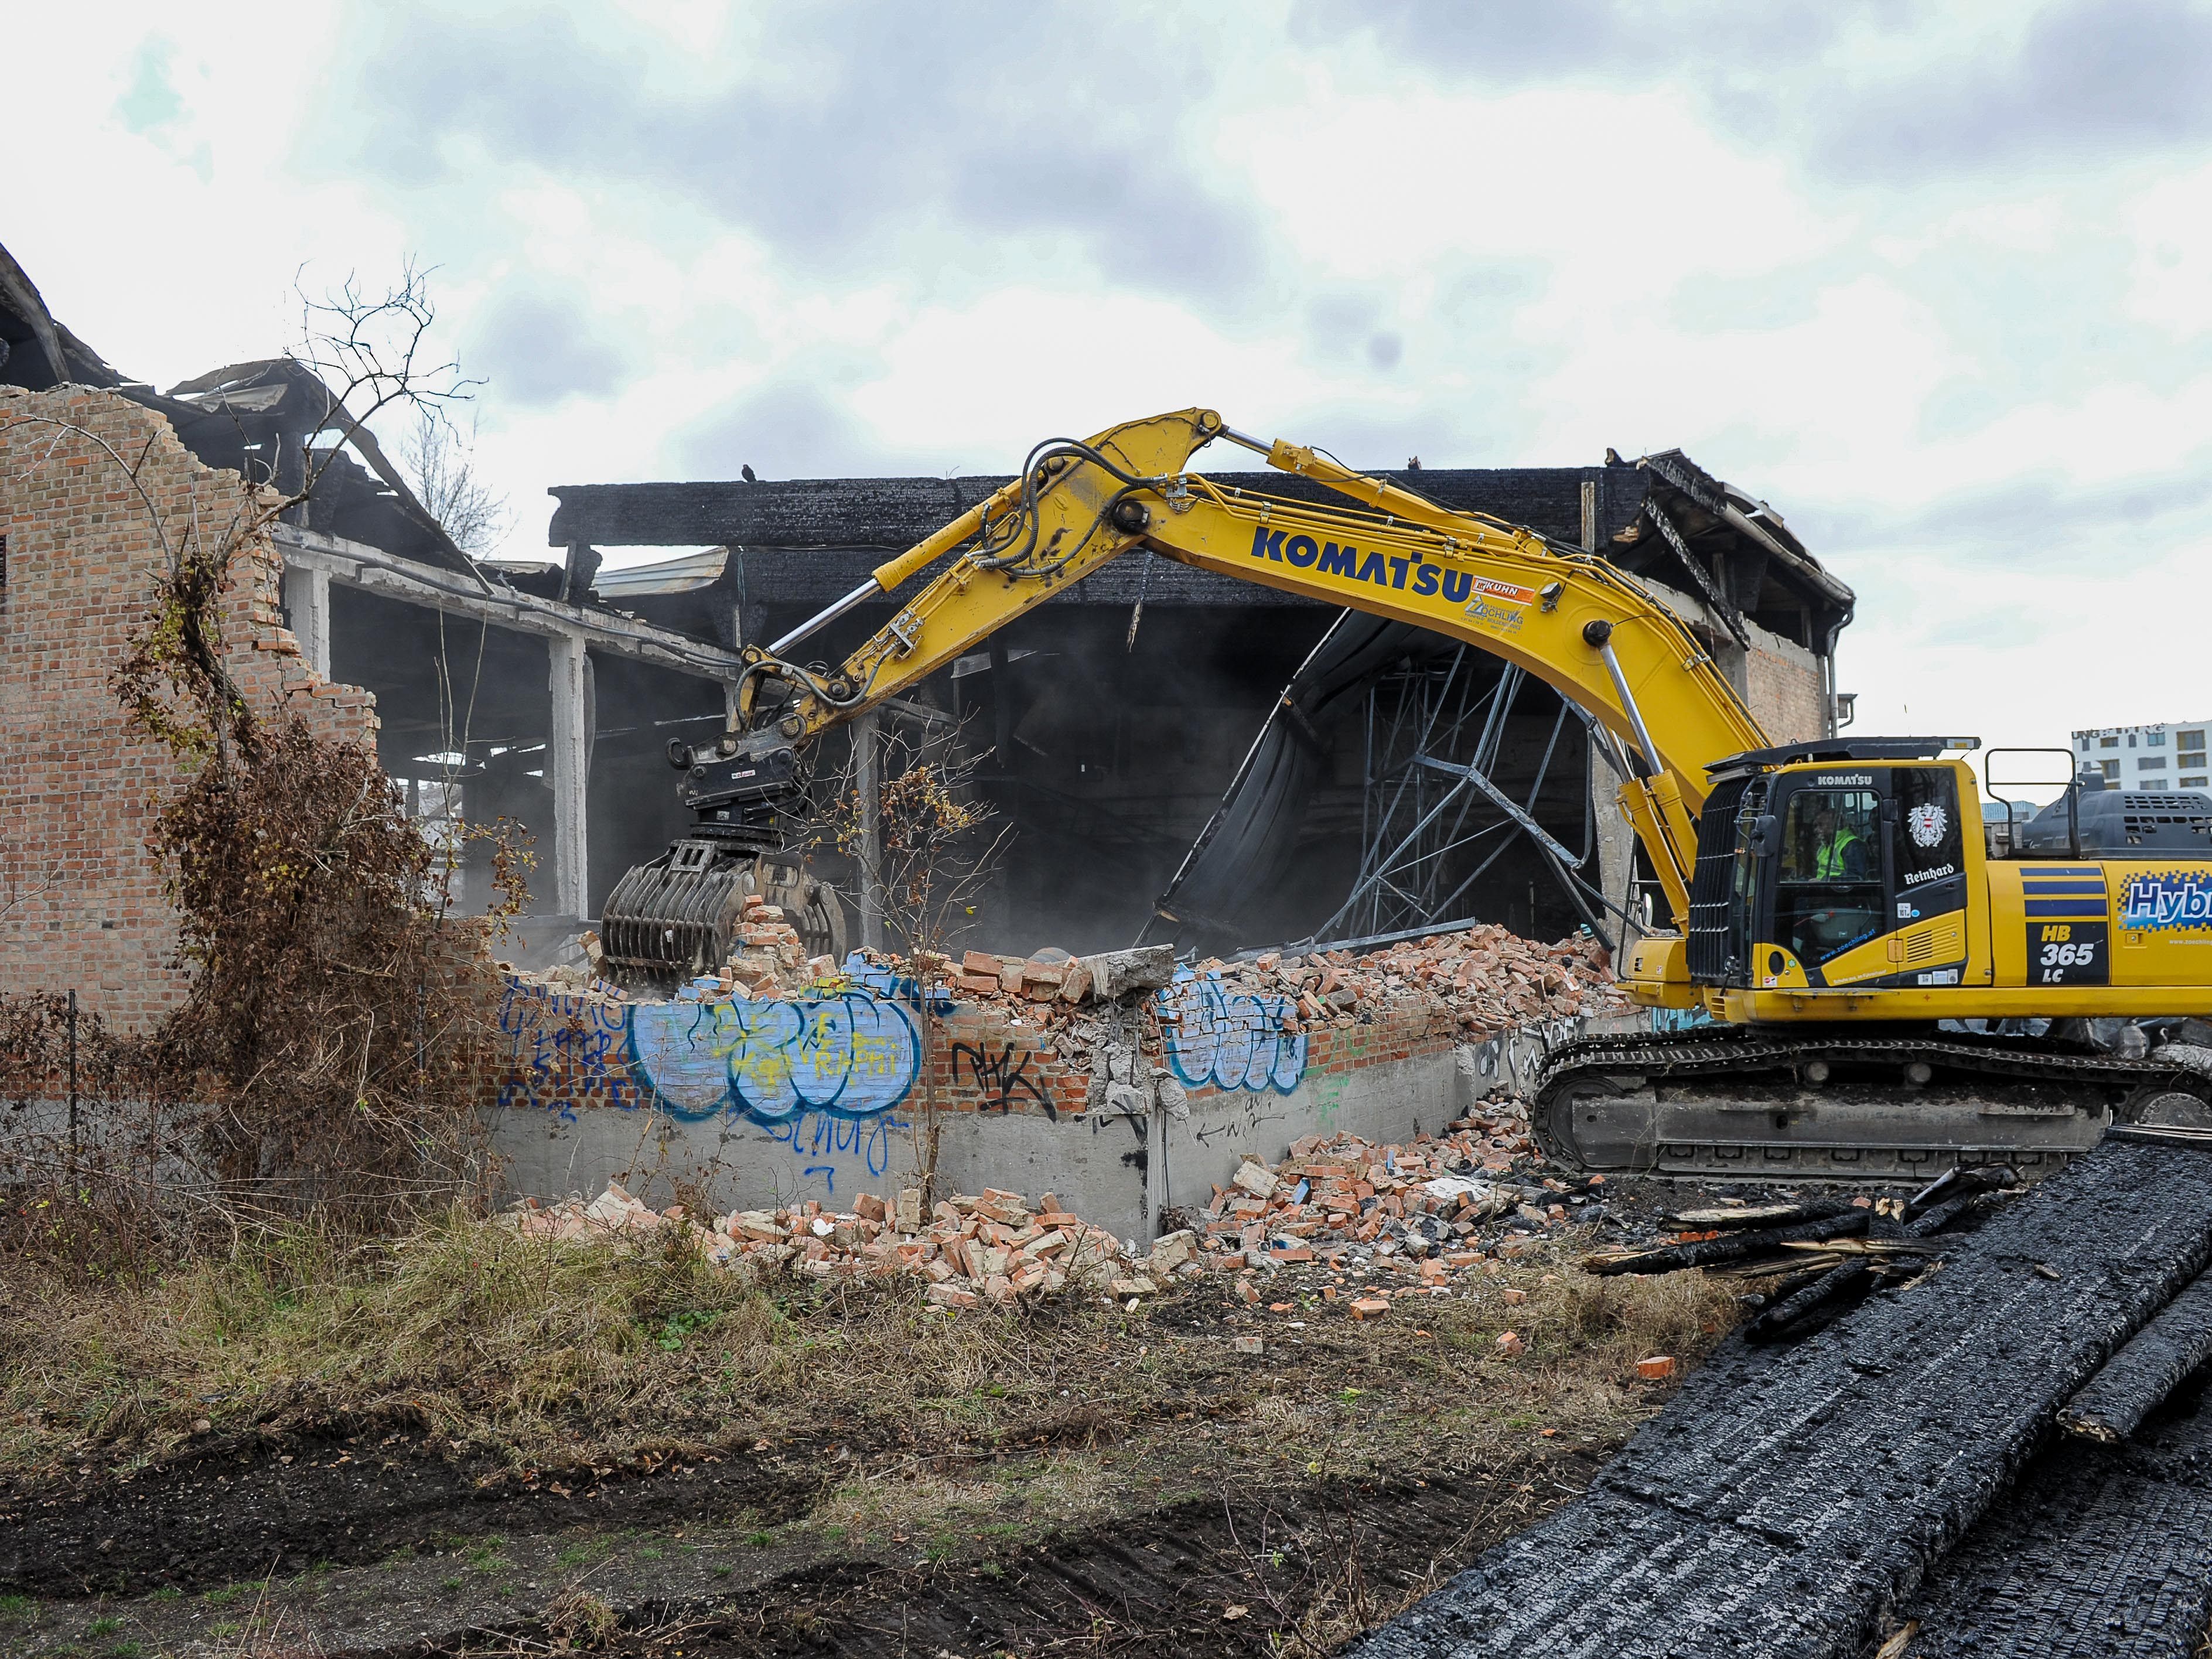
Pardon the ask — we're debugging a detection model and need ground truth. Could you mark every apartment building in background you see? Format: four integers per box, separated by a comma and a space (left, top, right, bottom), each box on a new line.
2073, 721, 2212, 791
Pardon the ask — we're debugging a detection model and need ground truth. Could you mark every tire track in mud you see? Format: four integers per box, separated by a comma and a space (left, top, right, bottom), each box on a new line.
0, 1428, 828, 1599
447, 1467, 1578, 1659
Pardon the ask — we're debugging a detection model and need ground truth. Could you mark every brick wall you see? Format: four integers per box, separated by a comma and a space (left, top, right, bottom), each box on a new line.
0, 386, 376, 1030
1744, 627, 1828, 743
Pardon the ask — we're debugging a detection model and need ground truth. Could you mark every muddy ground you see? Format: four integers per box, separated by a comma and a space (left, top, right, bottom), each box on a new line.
0, 1177, 1793, 1657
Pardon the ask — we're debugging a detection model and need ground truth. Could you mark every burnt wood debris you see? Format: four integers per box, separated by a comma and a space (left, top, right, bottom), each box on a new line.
1350, 1134, 2212, 1659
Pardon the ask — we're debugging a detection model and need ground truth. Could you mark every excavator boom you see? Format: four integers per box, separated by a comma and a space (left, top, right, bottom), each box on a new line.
720, 408, 1766, 932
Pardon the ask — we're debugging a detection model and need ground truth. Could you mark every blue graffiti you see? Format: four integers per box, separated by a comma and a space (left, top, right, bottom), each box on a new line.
626, 991, 920, 1123
497, 982, 636, 1121
1158, 968, 1308, 1094
498, 979, 919, 1128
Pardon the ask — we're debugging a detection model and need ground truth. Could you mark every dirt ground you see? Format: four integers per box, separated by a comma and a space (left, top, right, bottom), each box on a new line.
0, 1180, 1760, 1658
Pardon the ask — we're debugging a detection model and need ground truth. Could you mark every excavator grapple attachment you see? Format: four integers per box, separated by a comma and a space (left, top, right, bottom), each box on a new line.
599, 841, 846, 989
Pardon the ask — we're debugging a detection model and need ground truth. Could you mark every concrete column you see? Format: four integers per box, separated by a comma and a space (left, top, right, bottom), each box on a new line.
1579, 479, 1599, 552
548, 632, 591, 920
283, 562, 331, 678
854, 711, 885, 951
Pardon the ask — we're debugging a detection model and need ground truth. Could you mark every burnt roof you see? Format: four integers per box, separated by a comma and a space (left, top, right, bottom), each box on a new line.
548, 450, 1855, 650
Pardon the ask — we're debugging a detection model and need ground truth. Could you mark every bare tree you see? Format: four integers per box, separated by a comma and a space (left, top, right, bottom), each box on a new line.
399, 405, 510, 556
807, 711, 1012, 1204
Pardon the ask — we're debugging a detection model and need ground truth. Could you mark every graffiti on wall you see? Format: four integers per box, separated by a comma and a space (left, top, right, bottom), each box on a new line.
499, 980, 918, 1131
626, 993, 920, 1124
1158, 968, 1308, 1095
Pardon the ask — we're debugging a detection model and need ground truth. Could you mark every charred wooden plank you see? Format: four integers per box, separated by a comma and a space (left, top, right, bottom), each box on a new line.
1745, 1194, 1984, 1343
1661, 1200, 1859, 1231
1579, 1210, 1869, 1276
1346, 1137, 2212, 1659
1900, 1383, 2212, 1657
2059, 1269, 2212, 1443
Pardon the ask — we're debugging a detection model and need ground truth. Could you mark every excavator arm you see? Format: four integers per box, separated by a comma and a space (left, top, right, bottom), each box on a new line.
714, 407, 1767, 930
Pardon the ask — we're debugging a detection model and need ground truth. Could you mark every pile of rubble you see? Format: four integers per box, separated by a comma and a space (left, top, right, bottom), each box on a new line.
496, 1096, 1615, 1320
501, 1180, 1194, 1310
521, 910, 1617, 1051
1190, 1100, 1607, 1314
1213, 924, 1621, 1038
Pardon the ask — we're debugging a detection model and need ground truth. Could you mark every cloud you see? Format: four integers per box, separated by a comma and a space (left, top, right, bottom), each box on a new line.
1807, 0, 2212, 181
463, 284, 629, 409
1292, 0, 2212, 186
311, 3, 1273, 313
671, 374, 906, 482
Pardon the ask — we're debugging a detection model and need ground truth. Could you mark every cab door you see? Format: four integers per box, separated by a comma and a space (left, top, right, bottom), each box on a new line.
1882, 766, 1972, 985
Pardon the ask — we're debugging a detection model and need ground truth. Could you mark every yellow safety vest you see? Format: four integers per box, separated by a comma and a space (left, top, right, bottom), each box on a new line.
1815, 827, 1862, 880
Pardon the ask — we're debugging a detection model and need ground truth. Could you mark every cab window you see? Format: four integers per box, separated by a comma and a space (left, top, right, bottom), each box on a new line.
1777, 786, 1882, 971
1781, 788, 1879, 883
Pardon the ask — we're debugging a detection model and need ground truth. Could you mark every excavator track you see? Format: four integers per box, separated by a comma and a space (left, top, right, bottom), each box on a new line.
1532, 1028, 2211, 1181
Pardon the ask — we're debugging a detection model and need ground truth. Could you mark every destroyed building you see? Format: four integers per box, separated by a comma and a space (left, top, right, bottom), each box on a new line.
547, 456, 1852, 954
1, 236, 1853, 1026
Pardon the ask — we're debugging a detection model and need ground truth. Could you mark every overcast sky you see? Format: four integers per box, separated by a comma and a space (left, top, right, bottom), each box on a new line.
9, 2, 2212, 763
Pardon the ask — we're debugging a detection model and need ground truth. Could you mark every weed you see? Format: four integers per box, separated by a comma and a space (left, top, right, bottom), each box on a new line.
149, 1587, 181, 1602
440, 1576, 463, 1592
554, 1537, 612, 1571
648, 1309, 719, 1351
0, 1593, 32, 1618
546, 1588, 619, 1647
87, 1617, 121, 1635
743, 1532, 774, 1548
202, 1585, 243, 1607
634, 1545, 663, 1561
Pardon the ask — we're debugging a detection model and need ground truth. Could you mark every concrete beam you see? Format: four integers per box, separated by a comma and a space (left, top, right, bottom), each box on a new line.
271, 523, 743, 685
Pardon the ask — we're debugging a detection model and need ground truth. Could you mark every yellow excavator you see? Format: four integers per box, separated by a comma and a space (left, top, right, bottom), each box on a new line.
603, 408, 2212, 1179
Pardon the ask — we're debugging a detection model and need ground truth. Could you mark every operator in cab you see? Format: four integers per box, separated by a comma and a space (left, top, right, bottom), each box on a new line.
1810, 805, 1871, 882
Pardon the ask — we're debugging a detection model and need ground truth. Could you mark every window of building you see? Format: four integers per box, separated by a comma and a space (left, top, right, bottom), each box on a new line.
2151, 730, 2168, 746
2102, 759, 2122, 780
2141, 756, 2167, 770
2129, 733, 2139, 747
2186, 731, 2207, 748
2079, 735, 2092, 750
2102, 736, 2119, 749
2185, 776, 2209, 789
2144, 779, 2171, 791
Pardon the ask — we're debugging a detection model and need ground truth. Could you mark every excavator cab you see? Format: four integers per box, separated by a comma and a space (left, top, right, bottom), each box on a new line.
1686, 740, 1977, 999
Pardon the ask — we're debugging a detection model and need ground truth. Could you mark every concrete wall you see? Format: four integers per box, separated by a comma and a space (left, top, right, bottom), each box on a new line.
0, 387, 374, 1030
489, 964, 1664, 1241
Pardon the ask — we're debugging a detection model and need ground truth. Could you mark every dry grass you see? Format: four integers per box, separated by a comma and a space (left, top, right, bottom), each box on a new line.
0, 1212, 1737, 1491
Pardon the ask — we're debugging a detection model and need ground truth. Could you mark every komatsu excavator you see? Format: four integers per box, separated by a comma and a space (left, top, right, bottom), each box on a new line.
602, 408, 2212, 1179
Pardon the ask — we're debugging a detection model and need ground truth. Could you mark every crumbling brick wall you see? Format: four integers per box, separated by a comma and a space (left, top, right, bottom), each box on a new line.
0, 385, 376, 1030
1744, 630, 1828, 743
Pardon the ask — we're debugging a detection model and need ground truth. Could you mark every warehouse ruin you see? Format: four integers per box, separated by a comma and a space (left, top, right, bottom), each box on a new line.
0, 239, 1854, 1022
